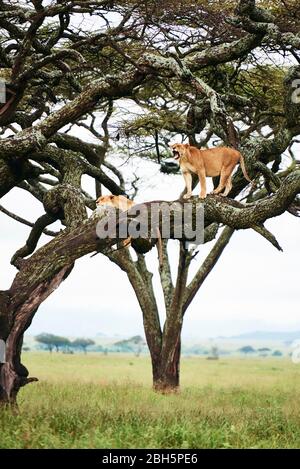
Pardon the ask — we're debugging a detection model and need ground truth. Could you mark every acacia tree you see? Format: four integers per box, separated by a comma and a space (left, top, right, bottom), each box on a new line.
72, 338, 95, 354
35, 333, 71, 353
0, 0, 300, 403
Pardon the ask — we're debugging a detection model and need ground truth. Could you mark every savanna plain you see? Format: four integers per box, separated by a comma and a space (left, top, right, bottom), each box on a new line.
1, 353, 300, 449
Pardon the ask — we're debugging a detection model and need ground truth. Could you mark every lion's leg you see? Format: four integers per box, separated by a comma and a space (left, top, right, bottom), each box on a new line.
182, 171, 193, 199
213, 168, 228, 194
198, 170, 207, 198
222, 175, 233, 197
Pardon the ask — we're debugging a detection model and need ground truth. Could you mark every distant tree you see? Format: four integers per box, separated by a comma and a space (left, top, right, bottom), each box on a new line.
114, 335, 146, 355
51, 336, 71, 352
35, 334, 55, 353
135, 344, 143, 358
90, 345, 104, 353
258, 347, 271, 356
207, 345, 219, 360
239, 346, 256, 355
130, 336, 145, 346
272, 350, 283, 357
35, 333, 70, 353
72, 338, 95, 354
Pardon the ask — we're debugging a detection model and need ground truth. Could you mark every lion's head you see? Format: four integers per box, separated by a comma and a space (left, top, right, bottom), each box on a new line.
169, 143, 189, 160
96, 195, 134, 212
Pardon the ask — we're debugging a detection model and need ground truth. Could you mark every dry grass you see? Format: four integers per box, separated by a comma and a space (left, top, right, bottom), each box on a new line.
1, 353, 300, 448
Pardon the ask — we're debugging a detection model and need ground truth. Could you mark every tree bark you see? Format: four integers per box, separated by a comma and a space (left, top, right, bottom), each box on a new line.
104, 245, 181, 391
0, 265, 72, 405
152, 329, 181, 392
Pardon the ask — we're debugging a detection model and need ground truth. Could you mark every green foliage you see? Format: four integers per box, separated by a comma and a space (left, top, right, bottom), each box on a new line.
273, 350, 283, 357
113, 335, 146, 353
237, 65, 286, 113
72, 338, 95, 351
239, 345, 256, 354
35, 333, 71, 352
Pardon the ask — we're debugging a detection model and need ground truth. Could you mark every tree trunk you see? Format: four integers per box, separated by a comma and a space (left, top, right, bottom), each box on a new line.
151, 243, 187, 392
0, 266, 72, 405
152, 336, 181, 392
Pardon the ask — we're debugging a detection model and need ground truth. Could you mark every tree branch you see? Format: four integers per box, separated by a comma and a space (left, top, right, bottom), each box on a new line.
7, 169, 300, 310
183, 227, 235, 313
10, 213, 58, 269
0, 205, 58, 237
158, 240, 174, 311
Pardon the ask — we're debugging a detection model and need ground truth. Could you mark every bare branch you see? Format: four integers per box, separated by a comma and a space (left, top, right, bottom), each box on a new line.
251, 224, 283, 251
183, 227, 234, 313
11, 213, 58, 269
0, 204, 58, 237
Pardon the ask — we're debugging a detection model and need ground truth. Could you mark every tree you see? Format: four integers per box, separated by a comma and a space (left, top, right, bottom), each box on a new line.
0, 0, 299, 404
35, 334, 54, 354
239, 346, 256, 355
207, 346, 219, 360
114, 336, 146, 356
258, 347, 271, 356
35, 333, 70, 353
72, 338, 95, 354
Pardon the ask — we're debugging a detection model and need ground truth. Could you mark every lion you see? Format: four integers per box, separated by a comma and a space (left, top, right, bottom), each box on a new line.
96, 195, 134, 248
96, 194, 135, 212
96, 195, 163, 267
170, 143, 254, 199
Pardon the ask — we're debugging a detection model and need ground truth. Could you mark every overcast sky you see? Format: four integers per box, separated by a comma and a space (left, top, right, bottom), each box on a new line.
0, 133, 299, 339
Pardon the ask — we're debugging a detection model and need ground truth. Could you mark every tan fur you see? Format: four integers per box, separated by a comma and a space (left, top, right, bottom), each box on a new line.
96, 195, 134, 248
170, 143, 254, 199
96, 195, 163, 266
96, 194, 135, 212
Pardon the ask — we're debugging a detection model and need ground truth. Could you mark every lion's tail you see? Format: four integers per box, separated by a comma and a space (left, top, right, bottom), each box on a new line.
239, 153, 256, 188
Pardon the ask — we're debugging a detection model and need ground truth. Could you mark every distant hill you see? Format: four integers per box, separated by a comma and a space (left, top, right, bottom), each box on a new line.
24, 331, 300, 353
222, 331, 300, 342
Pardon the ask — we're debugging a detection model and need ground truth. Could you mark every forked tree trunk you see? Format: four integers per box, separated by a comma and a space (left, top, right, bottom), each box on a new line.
151, 305, 183, 392
152, 337, 181, 392
146, 242, 187, 393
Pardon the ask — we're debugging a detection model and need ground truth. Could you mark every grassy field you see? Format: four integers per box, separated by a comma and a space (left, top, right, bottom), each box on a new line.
1, 352, 300, 449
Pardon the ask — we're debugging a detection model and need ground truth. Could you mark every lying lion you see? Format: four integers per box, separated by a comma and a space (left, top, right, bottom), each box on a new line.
96, 195, 134, 248
96, 194, 135, 212
96, 195, 162, 266
170, 143, 254, 199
